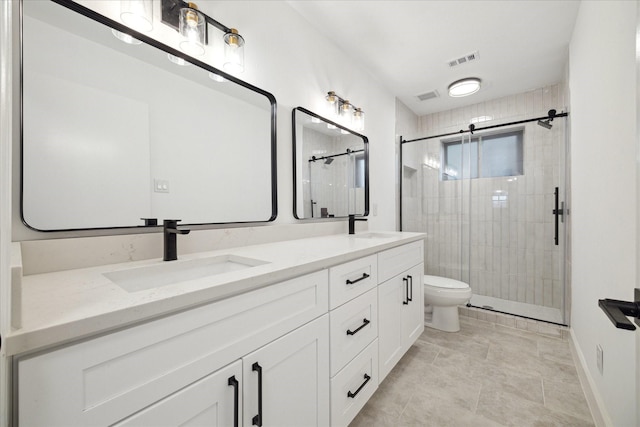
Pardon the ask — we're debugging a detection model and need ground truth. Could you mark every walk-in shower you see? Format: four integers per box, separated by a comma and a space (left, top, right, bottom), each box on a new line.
400, 90, 569, 325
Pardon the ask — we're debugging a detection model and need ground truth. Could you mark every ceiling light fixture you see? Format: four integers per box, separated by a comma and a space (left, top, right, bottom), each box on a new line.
160, 0, 245, 72
448, 78, 481, 98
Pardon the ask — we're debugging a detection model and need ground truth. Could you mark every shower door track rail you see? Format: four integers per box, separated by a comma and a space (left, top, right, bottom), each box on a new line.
400, 111, 568, 145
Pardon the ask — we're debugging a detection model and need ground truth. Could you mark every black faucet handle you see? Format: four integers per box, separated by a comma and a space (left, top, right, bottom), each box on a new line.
163, 219, 190, 234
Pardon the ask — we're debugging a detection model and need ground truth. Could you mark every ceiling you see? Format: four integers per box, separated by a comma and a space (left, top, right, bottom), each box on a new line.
288, 1, 581, 116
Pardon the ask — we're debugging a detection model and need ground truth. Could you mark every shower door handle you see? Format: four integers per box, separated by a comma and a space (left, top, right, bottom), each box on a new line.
553, 187, 564, 246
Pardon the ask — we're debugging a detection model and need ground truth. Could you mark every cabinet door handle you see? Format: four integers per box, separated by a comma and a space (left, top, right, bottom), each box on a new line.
228, 375, 239, 427
346, 272, 370, 285
407, 275, 413, 302
346, 318, 370, 336
403, 277, 409, 305
252, 363, 263, 426
347, 373, 372, 398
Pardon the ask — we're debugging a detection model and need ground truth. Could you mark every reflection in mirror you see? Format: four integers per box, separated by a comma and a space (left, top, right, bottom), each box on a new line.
21, 0, 276, 231
292, 107, 369, 219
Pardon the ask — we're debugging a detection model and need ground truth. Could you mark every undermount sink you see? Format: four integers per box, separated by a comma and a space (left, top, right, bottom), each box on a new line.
353, 232, 395, 239
104, 255, 269, 293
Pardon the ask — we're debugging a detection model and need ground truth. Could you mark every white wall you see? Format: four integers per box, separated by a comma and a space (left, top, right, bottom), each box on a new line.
569, 1, 637, 425
12, 0, 397, 240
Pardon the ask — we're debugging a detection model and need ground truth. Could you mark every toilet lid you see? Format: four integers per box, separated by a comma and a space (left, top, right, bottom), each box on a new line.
424, 275, 469, 289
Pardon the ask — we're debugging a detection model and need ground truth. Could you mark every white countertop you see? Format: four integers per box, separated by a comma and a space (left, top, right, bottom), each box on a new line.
7, 232, 425, 356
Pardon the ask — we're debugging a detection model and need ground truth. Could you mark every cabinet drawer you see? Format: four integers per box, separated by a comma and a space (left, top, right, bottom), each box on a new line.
18, 270, 328, 426
329, 288, 377, 377
330, 339, 378, 427
378, 240, 424, 283
329, 254, 377, 309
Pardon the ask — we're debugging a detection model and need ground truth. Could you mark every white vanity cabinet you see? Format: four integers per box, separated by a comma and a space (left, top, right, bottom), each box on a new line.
377, 241, 425, 381
17, 271, 329, 427
14, 235, 426, 427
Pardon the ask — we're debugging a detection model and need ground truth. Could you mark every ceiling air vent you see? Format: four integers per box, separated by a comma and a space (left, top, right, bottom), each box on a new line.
417, 90, 439, 101
448, 50, 479, 68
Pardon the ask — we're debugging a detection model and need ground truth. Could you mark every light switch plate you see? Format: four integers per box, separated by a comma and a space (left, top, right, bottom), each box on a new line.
154, 179, 170, 193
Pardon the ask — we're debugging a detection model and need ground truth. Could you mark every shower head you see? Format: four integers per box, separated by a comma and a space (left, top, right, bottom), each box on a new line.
324, 158, 334, 165
537, 119, 552, 129
537, 109, 557, 130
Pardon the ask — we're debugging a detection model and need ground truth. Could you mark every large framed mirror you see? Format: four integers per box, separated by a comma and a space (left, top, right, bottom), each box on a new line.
292, 107, 369, 219
20, 0, 277, 231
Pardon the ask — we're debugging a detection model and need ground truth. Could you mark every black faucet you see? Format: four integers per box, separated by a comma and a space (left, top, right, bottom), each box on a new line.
348, 214, 367, 235
163, 219, 190, 261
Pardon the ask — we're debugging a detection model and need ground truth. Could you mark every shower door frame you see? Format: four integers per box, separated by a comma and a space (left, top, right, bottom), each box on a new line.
399, 110, 570, 325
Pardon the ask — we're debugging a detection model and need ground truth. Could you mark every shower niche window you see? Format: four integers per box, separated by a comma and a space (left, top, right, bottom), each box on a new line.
442, 129, 523, 180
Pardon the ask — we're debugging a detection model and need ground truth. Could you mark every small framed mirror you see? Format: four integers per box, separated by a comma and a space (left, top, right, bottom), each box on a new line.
292, 107, 369, 219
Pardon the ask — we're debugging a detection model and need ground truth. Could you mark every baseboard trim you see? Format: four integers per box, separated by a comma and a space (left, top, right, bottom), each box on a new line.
568, 328, 612, 427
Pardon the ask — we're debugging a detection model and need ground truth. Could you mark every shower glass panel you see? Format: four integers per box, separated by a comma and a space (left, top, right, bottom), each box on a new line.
308, 151, 360, 218
401, 107, 567, 325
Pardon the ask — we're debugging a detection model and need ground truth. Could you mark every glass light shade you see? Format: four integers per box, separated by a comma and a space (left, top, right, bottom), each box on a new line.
120, 0, 153, 32
208, 72, 226, 82
111, 29, 142, 45
223, 29, 245, 73
325, 91, 339, 118
179, 5, 206, 56
448, 78, 481, 97
167, 53, 190, 66
340, 100, 353, 116
353, 108, 365, 131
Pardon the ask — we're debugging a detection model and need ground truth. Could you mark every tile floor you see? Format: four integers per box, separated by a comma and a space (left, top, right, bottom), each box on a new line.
350, 316, 594, 427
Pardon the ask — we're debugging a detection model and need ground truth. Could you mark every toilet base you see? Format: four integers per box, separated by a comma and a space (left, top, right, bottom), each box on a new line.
424, 305, 460, 332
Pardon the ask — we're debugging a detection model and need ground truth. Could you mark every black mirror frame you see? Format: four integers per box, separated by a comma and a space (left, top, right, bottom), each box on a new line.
19, 0, 278, 233
292, 106, 369, 220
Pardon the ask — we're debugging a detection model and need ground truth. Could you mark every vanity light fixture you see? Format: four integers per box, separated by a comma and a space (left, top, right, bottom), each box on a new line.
325, 91, 365, 132
448, 77, 481, 98
120, 0, 153, 32
160, 0, 245, 72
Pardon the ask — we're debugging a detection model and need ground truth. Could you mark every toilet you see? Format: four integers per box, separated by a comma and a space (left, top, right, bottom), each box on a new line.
423, 275, 472, 332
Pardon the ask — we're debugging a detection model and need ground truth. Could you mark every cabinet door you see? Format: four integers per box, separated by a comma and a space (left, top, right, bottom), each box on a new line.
377, 274, 405, 381
114, 361, 242, 427
402, 264, 425, 348
378, 263, 424, 382
242, 315, 329, 427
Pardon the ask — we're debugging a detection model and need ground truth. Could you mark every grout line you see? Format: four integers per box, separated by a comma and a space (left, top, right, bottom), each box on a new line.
540, 377, 546, 407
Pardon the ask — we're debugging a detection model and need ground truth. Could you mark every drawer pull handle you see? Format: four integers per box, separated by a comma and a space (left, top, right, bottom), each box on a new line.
346, 273, 370, 285
407, 275, 413, 302
403, 277, 409, 305
346, 318, 371, 336
252, 362, 263, 426
228, 375, 239, 427
347, 373, 372, 398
